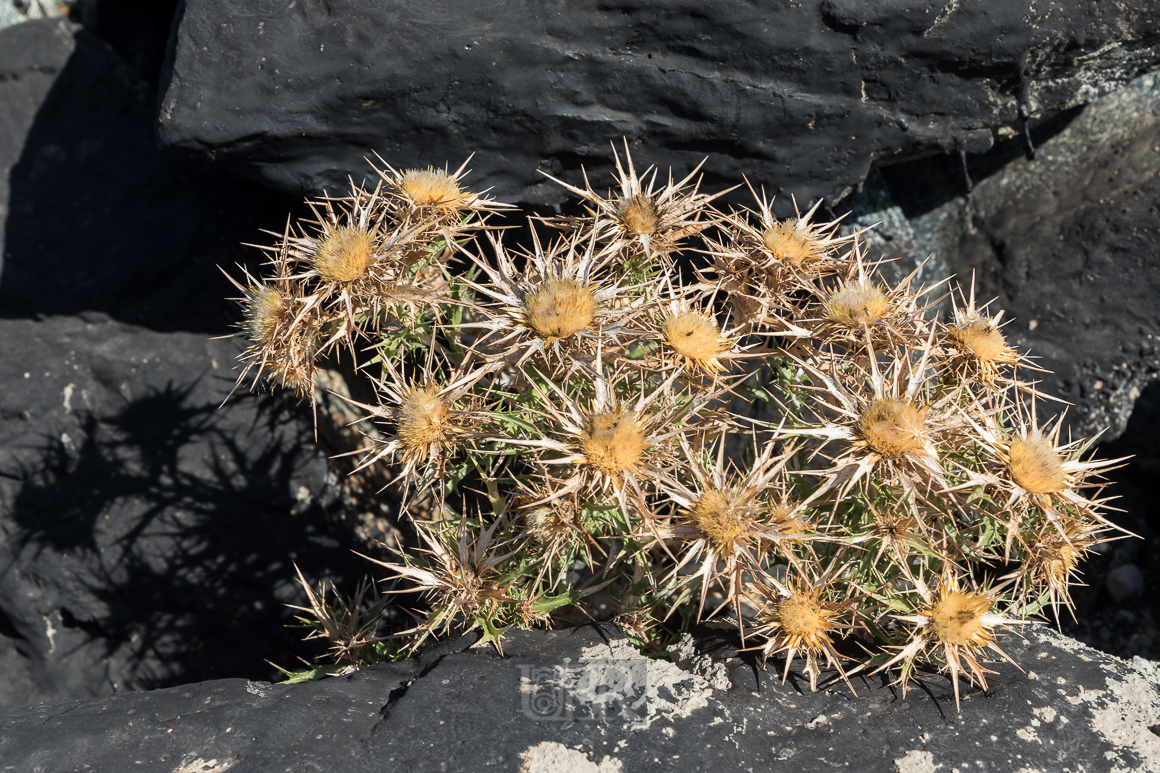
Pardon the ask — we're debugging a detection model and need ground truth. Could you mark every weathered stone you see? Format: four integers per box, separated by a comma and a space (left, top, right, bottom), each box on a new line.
839, 70, 1160, 444
0, 18, 297, 333
1, 624, 1158, 772
0, 314, 368, 706
157, 0, 1160, 214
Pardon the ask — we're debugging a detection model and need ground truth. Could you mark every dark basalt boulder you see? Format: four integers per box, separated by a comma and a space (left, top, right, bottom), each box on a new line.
2, 624, 1159, 772
0, 17, 297, 333
0, 313, 364, 706
156, 0, 1160, 212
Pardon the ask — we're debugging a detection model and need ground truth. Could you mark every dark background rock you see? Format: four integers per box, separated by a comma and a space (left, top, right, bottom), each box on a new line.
156, 0, 1160, 214
2, 625, 1159, 772
0, 17, 298, 333
0, 314, 370, 706
0, 16, 368, 707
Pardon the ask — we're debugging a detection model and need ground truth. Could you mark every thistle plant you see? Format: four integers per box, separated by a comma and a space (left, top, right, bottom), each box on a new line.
225, 142, 1132, 710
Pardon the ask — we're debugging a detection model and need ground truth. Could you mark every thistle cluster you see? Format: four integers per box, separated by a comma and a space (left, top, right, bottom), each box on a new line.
227, 143, 1132, 710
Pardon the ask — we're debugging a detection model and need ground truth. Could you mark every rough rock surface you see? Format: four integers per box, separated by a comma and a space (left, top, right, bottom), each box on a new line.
0, 314, 367, 706
157, 0, 1160, 212
0, 18, 296, 333
2, 624, 1159, 772
859, 71, 1160, 444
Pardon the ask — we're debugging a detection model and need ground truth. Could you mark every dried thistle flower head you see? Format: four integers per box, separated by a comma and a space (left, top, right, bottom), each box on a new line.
858, 398, 931, 461
462, 230, 636, 370
523, 277, 598, 342
1007, 431, 1068, 495
580, 409, 649, 479
397, 383, 451, 464
371, 155, 512, 224
947, 319, 1014, 368
312, 225, 377, 283
876, 573, 1027, 712
750, 572, 858, 693
822, 278, 891, 328
398, 167, 464, 211
660, 307, 732, 375
617, 192, 661, 236
763, 218, 828, 266
539, 139, 732, 264
243, 285, 289, 346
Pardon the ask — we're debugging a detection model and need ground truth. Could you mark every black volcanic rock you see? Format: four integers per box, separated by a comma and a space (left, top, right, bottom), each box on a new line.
2, 625, 1159, 772
0, 314, 366, 706
156, 0, 1160, 212
846, 69, 1160, 445
0, 18, 297, 333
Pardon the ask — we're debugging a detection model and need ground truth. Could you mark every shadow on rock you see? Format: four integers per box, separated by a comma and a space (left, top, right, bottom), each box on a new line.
0, 316, 372, 706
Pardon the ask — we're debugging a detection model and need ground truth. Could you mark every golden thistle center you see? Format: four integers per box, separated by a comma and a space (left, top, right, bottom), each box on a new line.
523, 278, 597, 341
244, 286, 286, 346
313, 226, 376, 283
775, 591, 836, 649
1008, 434, 1067, 494
580, 410, 648, 478
928, 591, 994, 648
822, 280, 890, 328
399, 168, 464, 209
762, 219, 816, 265
663, 313, 727, 368
617, 193, 660, 236
858, 398, 930, 460
948, 320, 1014, 365
397, 384, 450, 459
687, 488, 757, 554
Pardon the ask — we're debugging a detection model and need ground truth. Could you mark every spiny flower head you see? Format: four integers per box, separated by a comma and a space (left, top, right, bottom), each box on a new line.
523, 277, 598, 342
749, 571, 859, 693
312, 225, 377, 283
540, 139, 733, 265
654, 297, 741, 376
243, 285, 289, 346
579, 409, 649, 479
858, 398, 931, 461
822, 277, 891, 329
875, 572, 1027, 712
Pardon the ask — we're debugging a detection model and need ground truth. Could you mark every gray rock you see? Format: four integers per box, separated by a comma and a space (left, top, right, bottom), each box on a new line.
0, 314, 368, 706
0, 18, 298, 333
2, 624, 1158, 772
1107, 564, 1147, 603
840, 69, 1160, 443
156, 0, 1160, 213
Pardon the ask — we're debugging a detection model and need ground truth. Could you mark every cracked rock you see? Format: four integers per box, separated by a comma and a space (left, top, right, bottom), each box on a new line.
157, 0, 1160, 214
2, 625, 1159, 772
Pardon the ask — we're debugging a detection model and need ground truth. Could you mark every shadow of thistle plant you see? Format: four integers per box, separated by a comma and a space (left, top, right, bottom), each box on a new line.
223, 141, 1134, 711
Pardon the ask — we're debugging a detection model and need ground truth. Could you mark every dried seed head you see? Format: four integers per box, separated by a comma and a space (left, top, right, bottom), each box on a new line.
617, 193, 660, 236
397, 384, 449, 460
523, 278, 597, 341
662, 312, 728, 372
822, 279, 890, 328
399, 167, 464, 210
947, 319, 1015, 365
687, 488, 757, 554
858, 398, 929, 460
1008, 433, 1067, 494
244, 286, 287, 346
927, 590, 994, 649
773, 587, 838, 651
313, 226, 376, 283
762, 219, 819, 265
580, 410, 648, 478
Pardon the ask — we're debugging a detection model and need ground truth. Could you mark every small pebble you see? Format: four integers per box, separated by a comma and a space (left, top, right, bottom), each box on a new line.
1106, 564, 1145, 603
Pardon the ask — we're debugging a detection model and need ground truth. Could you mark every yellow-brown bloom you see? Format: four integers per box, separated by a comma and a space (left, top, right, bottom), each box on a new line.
312, 226, 377, 283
